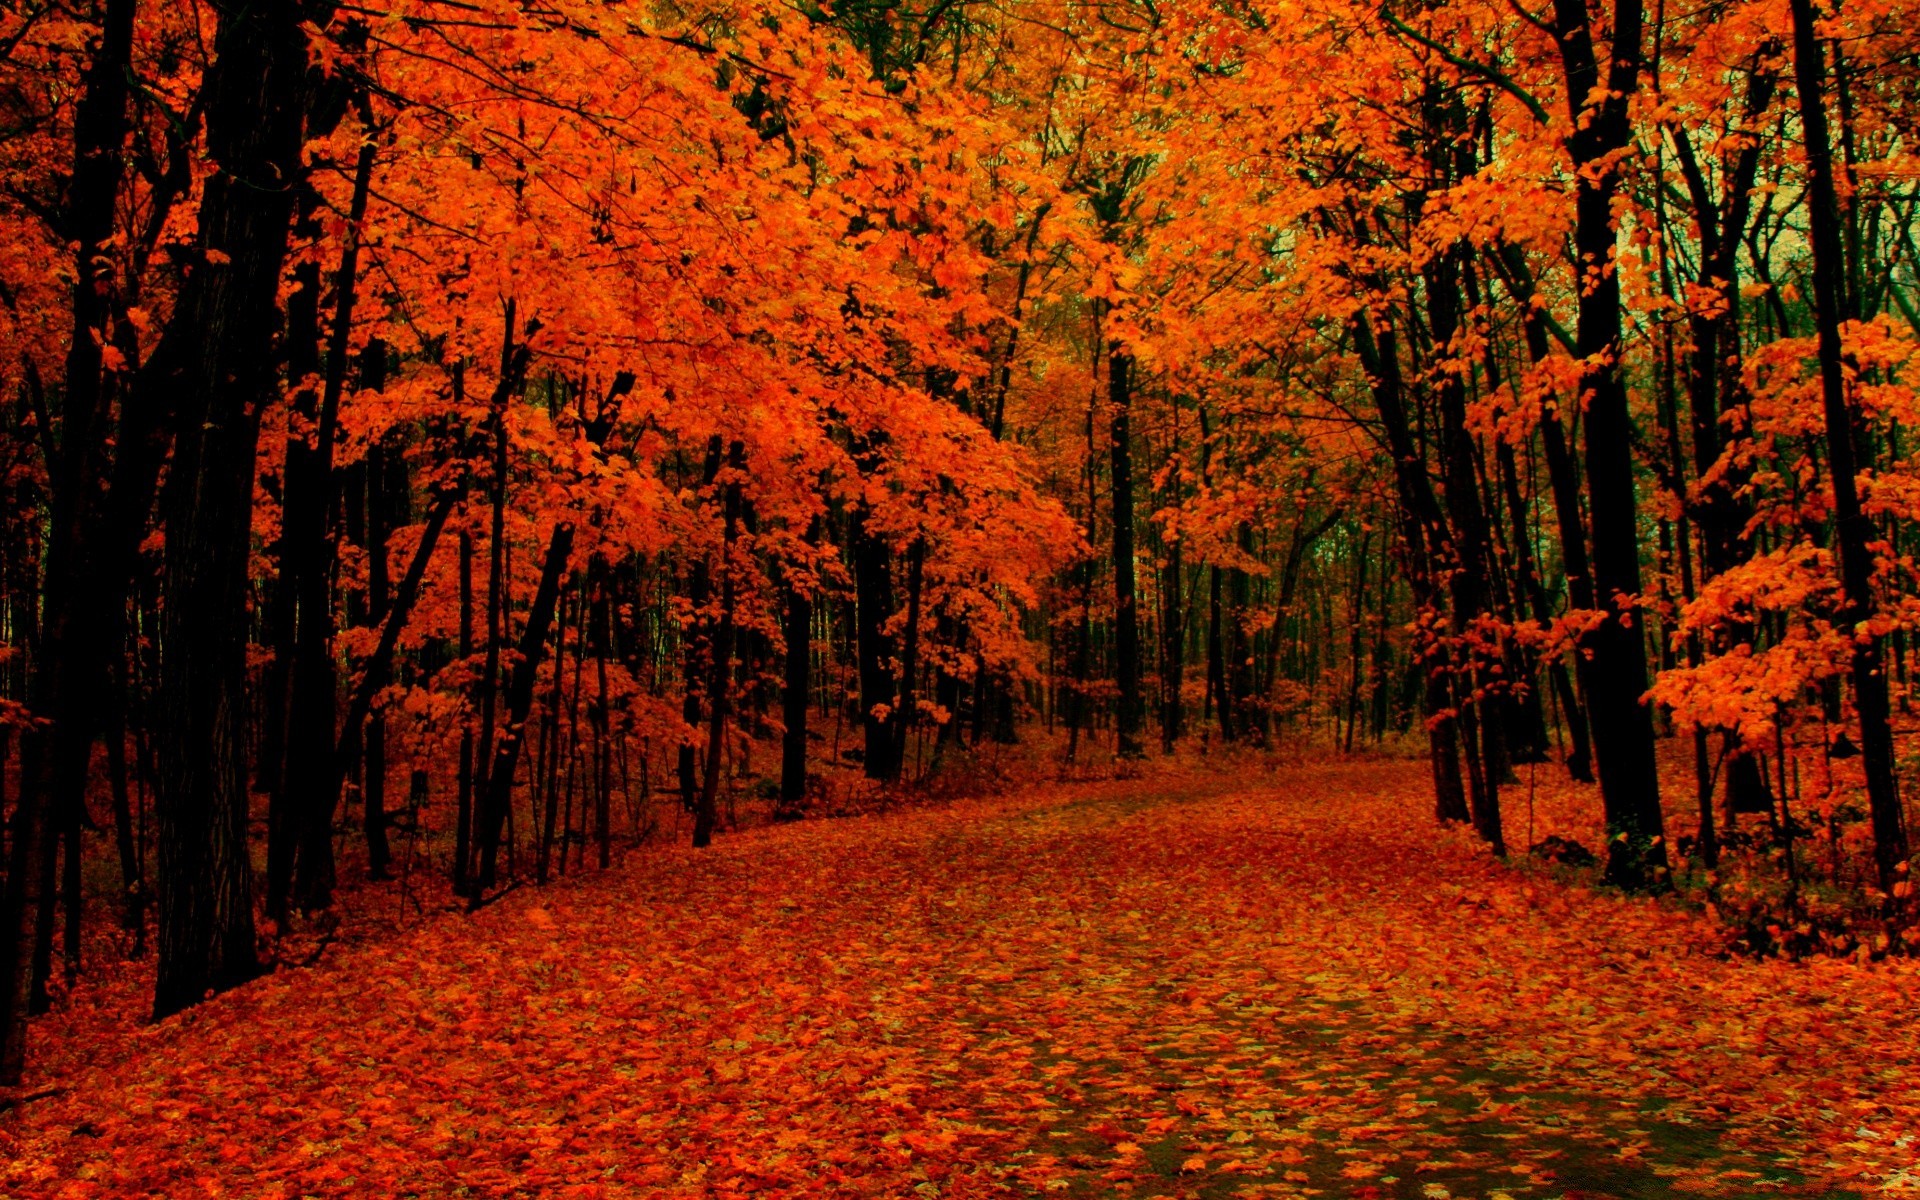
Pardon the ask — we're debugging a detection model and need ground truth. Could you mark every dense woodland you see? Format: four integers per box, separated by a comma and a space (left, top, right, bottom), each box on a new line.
1, 0, 1919, 1100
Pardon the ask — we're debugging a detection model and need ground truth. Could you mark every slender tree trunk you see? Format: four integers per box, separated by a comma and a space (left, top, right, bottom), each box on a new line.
1207, 566, 1227, 741
268, 136, 378, 920
989, 207, 1048, 443
779, 542, 814, 815
475, 523, 576, 892
1108, 348, 1145, 758
1789, 0, 1909, 894
933, 612, 964, 757
1067, 554, 1094, 763
538, 584, 568, 884
892, 538, 926, 774
472, 372, 511, 883
361, 432, 401, 881
591, 564, 613, 869
259, 242, 318, 868
679, 438, 723, 810
852, 503, 899, 781
1352, 310, 1470, 824
695, 442, 745, 847
106, 673, 144, 950
1430, 245, 1504, 853
563, 582, 588, 872
1492, 244, 1597, 783
1159, 499, 1185, 754
56, 805, 80, 996
455, 528, 475, 894
1670, 81, 1778, 821
1493, 441, 1555, 763
1228, 524, 1254, 741
1344, 529, 1371, 753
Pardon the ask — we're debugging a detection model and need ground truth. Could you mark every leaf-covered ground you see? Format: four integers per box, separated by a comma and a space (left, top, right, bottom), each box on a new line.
7, 758, 1919, 1198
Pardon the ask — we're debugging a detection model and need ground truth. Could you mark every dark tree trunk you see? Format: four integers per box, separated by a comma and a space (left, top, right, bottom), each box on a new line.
266, 136, 377, 921
1108, 348, 1145, 757
475, 522, 576, 892
694, 442, 744, 847
779, 541, 814, 815
988, 207, 1047, 443
1207, 566, 1228, 742
361, 425, 405, 881
1671, 72, 1778, 822
679, 438, 723, 811
1429, 244, 1504, 854
1352, 310, 1470, 824
1491, 244, 1596, 784
454, 529, 474, 894
106, 672, 144, 950
1227, 524, 1254, 741
152, 0, 313, 1017
315, 486, 459, 895
1066, 552, 1094, 763
852, 505, 900, 781
261, 247, 319, 919
1494, 442, 1554, 765
1343, 529, 1370, 753
1789, 0, 1909, 893
591, 563, 613, 869
538, 584, 570, 884
1159, 498, 1184, 754
891, 538, 926, 774
933, 612, 963, 756
1551, 0, 1668, 888
472, 366, 511, 881
0, 0, 141, 1083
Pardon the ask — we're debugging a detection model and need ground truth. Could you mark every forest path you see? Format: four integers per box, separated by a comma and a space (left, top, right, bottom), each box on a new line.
8, 758, 1912, 1198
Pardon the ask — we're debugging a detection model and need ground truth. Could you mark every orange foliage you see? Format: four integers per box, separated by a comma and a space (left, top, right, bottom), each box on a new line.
7, 762, 1917, 1195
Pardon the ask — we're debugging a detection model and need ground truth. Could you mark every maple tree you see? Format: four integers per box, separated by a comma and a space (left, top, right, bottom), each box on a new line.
1, 0, 1919, 1189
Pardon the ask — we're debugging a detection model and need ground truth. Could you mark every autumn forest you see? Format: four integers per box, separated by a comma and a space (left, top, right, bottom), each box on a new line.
1, 0, 1919, 1191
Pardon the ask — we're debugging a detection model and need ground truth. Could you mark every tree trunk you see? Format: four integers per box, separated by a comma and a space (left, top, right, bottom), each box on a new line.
361, 429, 403, 882
891, 538, 926, 774
1108, 348, 1145, 757
1352, 310, 1470, 824
694, 442, 744, 847
852, 505, 900, 781
679, 438, 723, 811
1789, 0, 1909, 895
152, 0, 312, 1016
0, 0, 140, 1084
1344, 529, 1371, 753
1159, 501, 1185, 754
1207, 566, 1228, 741
1551, 0, 1667, 888
321, 484, 459, 882
1227, 524, 1254, 741
106, 673, 144, 950
267, 136, 377, 921
455, 529, 474, 894
538, 584, 567, 885
1430, 245, 1504, 854
591, 564, 613, 869
475, 522, 576, 892
779, 545, 813, 815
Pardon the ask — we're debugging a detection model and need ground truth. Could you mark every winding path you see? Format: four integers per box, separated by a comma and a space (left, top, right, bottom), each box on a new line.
8, 759, 1913, 1198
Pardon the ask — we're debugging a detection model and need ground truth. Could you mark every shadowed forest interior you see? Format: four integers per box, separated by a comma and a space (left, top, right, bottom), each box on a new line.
2, 0, 1920, 1192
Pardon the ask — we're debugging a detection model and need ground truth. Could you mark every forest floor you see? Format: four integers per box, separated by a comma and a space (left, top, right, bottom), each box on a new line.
5, 755, 1919, 1199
